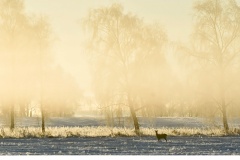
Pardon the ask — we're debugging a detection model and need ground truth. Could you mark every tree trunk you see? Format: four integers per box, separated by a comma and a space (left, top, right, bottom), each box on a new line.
10, 105, 14, 131
41, 108, 45, 133
129, 105, 140, 134
127, 94, 140, 135
220, 69, 229, 132
221, 100, 229, 132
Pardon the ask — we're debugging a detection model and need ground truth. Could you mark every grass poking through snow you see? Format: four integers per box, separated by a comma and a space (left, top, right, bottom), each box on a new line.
0, 127, 240, 138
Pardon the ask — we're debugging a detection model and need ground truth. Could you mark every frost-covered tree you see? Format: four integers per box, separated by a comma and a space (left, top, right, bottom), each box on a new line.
0, 0, 29, 130
190, 0, 240, 131
0, 0, 53, 132
82, 4, 167, 134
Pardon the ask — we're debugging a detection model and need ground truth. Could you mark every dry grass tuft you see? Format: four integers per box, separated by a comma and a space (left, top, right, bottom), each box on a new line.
0, 127, 239, 138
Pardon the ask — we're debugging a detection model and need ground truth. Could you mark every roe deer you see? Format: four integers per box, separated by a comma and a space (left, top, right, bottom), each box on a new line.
155, 130, 167, 142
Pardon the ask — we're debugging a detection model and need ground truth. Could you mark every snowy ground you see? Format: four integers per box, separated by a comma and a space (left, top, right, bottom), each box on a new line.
1, 116, 239, 128
0, 136, 240, 155
0, 117, 240, 155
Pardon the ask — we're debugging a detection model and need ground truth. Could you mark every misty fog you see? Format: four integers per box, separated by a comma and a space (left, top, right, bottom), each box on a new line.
1, 0, 240, 132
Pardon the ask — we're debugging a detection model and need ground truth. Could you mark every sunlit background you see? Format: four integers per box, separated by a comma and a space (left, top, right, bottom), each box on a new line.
24, 0, 193, 92
1, 0, 240, 133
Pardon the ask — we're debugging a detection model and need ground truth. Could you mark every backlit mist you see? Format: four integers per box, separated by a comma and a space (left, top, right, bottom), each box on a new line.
1, 0, 240, 133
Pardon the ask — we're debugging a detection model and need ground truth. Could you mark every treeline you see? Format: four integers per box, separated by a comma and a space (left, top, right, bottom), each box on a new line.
1, 0, 240, 135
83, 1, 240, 133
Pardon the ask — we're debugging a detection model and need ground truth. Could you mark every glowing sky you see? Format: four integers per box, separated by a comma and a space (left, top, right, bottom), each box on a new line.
24, 0, 194, 93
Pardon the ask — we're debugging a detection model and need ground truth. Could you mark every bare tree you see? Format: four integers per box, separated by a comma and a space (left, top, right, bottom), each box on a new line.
31, 16, 52, 133
0, 0, 28, 130
82, 4, 167, 134
191, 0, 240, 131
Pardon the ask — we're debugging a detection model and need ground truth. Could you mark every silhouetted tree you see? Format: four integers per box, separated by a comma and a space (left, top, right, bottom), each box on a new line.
31, 15, 52, 133
82, 4, 167, 134
0, 0, 54, 132
190, 0, 240, 131
0, 0, 28, 130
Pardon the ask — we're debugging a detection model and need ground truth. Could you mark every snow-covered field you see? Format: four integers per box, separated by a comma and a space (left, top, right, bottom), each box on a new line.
0, 136, 240, 155
1, 116, 239, 128
0, 117, 240, 155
